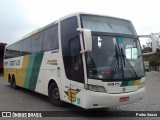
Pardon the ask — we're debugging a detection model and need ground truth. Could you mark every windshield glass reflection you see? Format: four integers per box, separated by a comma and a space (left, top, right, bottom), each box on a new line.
86, 35, 144, 81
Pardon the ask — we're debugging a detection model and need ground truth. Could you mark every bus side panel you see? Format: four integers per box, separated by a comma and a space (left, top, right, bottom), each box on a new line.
3, 56, 26, 86
3, 54, 44, 91
24, 55, 35, 89
41, 51, 62, 96
23, 53, 44, 91
16, 55, 29, 87
35, 69, 44, 94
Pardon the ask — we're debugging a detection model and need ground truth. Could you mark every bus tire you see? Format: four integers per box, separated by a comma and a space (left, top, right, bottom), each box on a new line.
48, 82, 64, 107
10, 80, 13, 88
9, 75, 12, 88
10, 76, 17, 89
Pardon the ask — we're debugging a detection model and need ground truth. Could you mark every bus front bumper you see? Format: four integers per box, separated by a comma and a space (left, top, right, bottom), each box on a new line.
83, 87, 145, 109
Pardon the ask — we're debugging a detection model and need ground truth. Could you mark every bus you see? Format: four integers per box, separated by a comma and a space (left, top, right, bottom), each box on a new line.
0, 43, 7, 72
3, 13, 156, 109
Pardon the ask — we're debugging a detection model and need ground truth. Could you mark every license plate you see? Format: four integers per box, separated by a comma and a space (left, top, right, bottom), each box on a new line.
119, 97, 129, 102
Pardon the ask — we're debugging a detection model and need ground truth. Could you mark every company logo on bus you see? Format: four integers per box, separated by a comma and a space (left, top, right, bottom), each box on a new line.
47, 59, 58, 65
64, 89, 80, 102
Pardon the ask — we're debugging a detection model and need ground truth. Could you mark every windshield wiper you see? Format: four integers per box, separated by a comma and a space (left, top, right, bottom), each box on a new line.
108, 44, 138, 80
108, 45, 119, 79
120, 47, 138, 78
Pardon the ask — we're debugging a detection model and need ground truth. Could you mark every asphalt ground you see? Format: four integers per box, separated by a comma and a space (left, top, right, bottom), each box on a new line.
0, 72, 160, 120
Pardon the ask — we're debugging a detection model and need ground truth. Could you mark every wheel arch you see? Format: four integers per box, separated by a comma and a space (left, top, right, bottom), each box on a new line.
47, 78, 62, 99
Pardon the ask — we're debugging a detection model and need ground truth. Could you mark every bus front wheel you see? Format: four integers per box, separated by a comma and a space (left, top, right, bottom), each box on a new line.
48, 82, 64, 107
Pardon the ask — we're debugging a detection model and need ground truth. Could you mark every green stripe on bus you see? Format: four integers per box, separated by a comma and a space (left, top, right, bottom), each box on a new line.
24, 55, 35, 89
29, 53, 43, 91
24, 53, 43, 91
121, 81, 128, 86
127, 80, 135, 86
121, 80, 139, 87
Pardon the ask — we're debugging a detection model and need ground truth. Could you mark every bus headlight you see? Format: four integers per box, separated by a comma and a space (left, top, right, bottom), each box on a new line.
138, 82, 145, 89
85, 84, 107, 93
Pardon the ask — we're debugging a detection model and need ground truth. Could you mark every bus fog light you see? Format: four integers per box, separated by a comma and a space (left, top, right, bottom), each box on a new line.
86, 84, 107, 93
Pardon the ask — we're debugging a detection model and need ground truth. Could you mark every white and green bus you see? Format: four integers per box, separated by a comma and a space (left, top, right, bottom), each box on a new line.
3, 13, 156, 109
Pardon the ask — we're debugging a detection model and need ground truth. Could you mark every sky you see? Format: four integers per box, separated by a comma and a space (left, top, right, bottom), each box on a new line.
0, 0, 160, 45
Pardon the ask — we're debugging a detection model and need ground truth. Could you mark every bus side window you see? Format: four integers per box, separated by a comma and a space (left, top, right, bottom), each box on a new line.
5, 47, 12, 59
22, 38, 31, 55
10, 45, 15, 58
31, 33, 43, 53
43, 24, 58, 51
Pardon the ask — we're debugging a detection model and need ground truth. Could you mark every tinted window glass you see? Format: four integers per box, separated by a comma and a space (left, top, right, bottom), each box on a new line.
5, 46, 13, 59
5, 32, 43, 58
81, 15, 137, 36
31, 33, 43, 53
43, 24, 58, 51
23, 38, 31, 55
15, 41, 22, 57
69, 37, 84, 83
61, 16, 84, 83
11, 44, 18, 58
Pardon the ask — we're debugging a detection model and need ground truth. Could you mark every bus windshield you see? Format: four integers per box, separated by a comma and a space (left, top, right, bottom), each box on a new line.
81, 15, 144, 81
81, 15, 137, 36
86, 35, 144, 81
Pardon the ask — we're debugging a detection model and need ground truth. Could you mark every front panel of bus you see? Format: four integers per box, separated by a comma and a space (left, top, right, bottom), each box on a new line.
80, 14, 145, 108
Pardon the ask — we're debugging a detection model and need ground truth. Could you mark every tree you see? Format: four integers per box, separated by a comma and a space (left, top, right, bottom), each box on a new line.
141, 34, 160, 70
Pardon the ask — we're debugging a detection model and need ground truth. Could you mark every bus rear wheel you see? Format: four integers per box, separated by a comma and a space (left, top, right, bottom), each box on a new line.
10, 76, 17, 89
48, 82, 64, 107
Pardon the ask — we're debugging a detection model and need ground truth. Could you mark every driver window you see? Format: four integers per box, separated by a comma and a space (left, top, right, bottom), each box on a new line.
69, 37, 84, 83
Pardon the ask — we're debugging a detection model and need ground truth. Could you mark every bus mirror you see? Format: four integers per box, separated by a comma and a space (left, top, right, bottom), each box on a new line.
77, 28, 92, 53
138, 34, 157, 55
150, 33, 157, 53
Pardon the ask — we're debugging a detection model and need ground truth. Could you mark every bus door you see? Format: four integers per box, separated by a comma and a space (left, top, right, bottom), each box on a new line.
61, 16, 85, 106
67, 36, 85, 107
